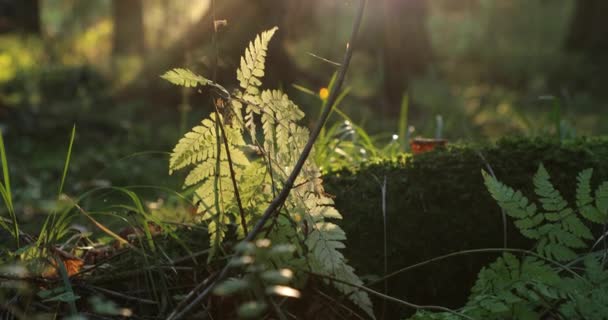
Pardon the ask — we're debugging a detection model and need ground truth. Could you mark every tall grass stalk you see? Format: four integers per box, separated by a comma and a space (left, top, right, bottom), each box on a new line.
0, 132, 18, 247
38, 125, 77, 247
399, 93, 409, 151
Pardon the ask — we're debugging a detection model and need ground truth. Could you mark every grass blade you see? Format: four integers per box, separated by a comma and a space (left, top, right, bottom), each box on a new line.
38, 125, 77, 246
59, 125, 76, 195
0, 132, 18, 246
398, 93, 409, 151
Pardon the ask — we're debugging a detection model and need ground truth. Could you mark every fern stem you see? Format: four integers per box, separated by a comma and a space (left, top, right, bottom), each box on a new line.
165, 2, 367, 319
213, 104, 248, 235
476, 150, 508, 248
381, 175, 388, 320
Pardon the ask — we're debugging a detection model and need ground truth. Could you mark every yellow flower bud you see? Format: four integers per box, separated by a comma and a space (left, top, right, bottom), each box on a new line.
319, 87, 329, 101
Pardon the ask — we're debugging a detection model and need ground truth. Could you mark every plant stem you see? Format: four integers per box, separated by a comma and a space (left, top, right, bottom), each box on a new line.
213, 102, 248, 235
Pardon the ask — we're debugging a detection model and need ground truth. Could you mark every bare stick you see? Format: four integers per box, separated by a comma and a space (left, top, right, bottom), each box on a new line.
166, 1, 367, 319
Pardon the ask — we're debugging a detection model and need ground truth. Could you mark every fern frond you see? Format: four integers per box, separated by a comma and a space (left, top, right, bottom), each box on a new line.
534, 164, 568, 213
235, 27, 277, 137
257, 90, 306, 165
576, 169, 594, 208
161, 68, 209, 87
594, 182, 608, 222
467, 253, 561, 318
558, 255, 608, 318
166, 27, 373, 316
482, 170, 540, 236
169, 114, 248, 174
419, 167, 608, 320
169, 112, 251, 258
306, 221, 374, 318
485, 165, 599, 261
237, 27, 277, 95
289, 191, 371, 318
169, 117, 216, 173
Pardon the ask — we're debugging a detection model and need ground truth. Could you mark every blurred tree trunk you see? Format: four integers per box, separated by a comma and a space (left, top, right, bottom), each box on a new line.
563, 0, 608, 93
380, 0, 433, 114
257, 0, 313, 88
0, 0, 41, 35
112, 0, 145, 56
565, 0, 608, 57
123, 0, 318, 103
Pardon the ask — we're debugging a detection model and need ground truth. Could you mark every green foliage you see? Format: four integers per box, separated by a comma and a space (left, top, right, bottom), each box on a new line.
557, 254, 608, 319
577, 169, 608, 224
464, 253, 561, 319
0, 36, 44, 83
163, 28, 373, 317
1, 64, 108, 110
294, 82, 407, 172
409, 164, 608, 320
483, 164, 604, 261
213, 239, 299, 319
236, 27, 277, 96
325, 137, 608, 318
0, 132, 17, 244
161, 68, 209, 88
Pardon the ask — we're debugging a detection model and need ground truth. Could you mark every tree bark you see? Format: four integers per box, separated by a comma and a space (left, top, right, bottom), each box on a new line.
112, 0, 145, 56
565, 0, 608, 57
0, 0, 41, 35
562, 0, 608, 93
380, 0, 433, 114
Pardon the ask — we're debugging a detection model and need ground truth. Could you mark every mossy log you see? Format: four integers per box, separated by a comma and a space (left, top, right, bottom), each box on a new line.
324, 136, 608, 318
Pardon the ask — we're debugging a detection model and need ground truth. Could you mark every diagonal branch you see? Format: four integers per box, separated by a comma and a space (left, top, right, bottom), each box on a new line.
165, 1, 367, 319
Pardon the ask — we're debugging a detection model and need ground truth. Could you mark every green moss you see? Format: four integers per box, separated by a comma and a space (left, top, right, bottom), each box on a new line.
324, 136, 608, 318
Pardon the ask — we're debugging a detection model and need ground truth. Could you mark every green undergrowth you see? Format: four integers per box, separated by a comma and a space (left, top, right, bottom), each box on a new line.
324, 136, 608, 318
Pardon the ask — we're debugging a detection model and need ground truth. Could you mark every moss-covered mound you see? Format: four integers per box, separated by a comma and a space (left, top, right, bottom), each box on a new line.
324, 137, 608, 318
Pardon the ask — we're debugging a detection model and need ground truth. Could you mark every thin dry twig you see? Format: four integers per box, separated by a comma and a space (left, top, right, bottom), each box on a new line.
78, 283, 158, 305
307, 271, 475, 320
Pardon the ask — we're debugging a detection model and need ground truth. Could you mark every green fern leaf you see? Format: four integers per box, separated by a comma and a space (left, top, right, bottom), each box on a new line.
576, 169, 594, 207
306, 221, 374, 318
482, 170, 540, 234
467, 253, 560, 318
161, 68, 209, 87
235, 27, 278, 137
293, 192, 373, 318
236, 27, 278, 93
169, 117, 216, 173
486, 165, 599, 261
572, 167, 608, 227
421, 167, 608, 320
534, 164, 568, 213
558, 255, 608, 318
561, 214, 593, 241
594, 181, 608, 222
168, 112, 251, 258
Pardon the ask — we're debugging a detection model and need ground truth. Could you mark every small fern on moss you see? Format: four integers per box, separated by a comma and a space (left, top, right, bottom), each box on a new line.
409, 165, 608, 320
162, 27, 373, 317
483, 164, 600, 261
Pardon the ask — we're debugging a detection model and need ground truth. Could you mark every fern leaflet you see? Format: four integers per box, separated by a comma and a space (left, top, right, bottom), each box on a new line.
161, 68, 209, 87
